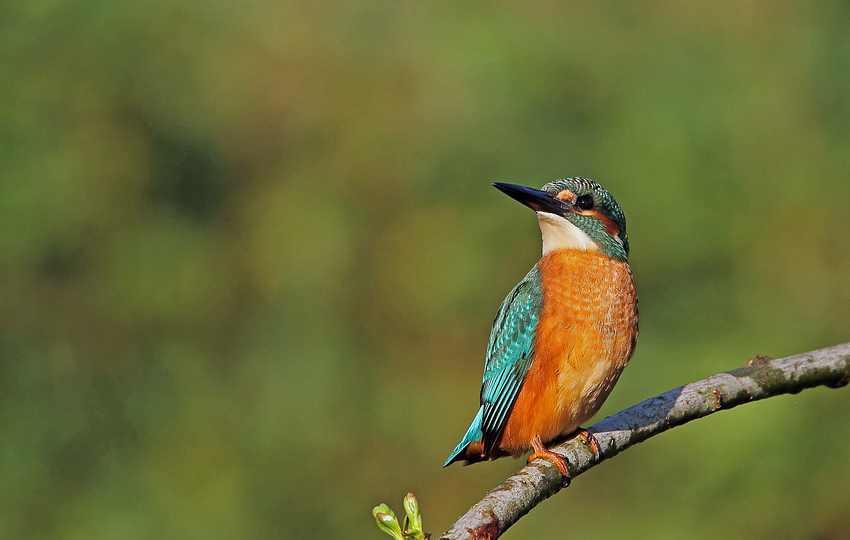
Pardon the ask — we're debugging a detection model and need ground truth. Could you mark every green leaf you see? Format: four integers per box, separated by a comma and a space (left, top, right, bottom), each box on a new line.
373, 503, 397, 522
373, 508, 404, 540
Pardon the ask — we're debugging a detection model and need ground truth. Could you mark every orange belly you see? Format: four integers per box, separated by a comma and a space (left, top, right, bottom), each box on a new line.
496, 248, 638, 455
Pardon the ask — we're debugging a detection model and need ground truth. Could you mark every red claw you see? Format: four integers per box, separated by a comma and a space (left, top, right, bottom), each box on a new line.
527, 435, 571, 478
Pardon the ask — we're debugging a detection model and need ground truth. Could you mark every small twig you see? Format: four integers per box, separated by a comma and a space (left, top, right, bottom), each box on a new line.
440, 343, 850, 540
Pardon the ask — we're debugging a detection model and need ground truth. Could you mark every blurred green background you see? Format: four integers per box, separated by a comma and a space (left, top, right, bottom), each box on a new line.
3, 1, 850, 538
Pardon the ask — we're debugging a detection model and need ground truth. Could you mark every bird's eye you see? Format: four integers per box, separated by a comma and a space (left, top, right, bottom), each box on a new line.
576, 195, 595, 211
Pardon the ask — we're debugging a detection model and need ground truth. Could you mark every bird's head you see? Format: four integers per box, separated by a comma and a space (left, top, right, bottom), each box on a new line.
493, 178, 629, 261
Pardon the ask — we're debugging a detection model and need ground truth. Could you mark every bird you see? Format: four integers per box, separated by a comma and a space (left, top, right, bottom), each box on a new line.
443, 178, 639, 478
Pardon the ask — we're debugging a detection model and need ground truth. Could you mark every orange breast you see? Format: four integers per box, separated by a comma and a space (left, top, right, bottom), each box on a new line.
495, 248, 638, 456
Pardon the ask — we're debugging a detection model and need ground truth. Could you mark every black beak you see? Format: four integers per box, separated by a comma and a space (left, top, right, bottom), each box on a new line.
492, 182, 566, 215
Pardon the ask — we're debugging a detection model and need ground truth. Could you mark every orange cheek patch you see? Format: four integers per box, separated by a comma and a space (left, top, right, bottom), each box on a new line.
555, 189, 577, 203
593, 212, 620, 237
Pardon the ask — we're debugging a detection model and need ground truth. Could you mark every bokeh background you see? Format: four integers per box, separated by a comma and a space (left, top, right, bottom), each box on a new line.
3, 1, 850, 538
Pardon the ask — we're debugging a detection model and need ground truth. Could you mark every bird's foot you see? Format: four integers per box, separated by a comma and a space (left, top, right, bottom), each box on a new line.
575, 427, 602, 463
527, 435, 571, 479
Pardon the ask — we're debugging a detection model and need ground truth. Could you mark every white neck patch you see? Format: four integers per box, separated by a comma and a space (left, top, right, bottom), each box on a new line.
536, 212, 599, 256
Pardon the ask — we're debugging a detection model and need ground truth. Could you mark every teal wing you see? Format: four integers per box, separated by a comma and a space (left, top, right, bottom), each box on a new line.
443, 266, 542, 465
479, 265, 543, 454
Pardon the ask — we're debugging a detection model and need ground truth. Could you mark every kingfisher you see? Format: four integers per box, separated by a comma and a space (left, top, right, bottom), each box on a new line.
443, 178, 639, 478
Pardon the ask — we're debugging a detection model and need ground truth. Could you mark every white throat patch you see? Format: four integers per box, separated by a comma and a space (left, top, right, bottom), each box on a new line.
536, 212, 599, 255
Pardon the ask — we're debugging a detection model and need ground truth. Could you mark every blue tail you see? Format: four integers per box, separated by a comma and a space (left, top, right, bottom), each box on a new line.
443, 406, 484, 467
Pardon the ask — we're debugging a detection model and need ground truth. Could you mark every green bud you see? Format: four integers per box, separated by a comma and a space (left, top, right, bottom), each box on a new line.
403, 492, 423, 534
373, 509, 404, 540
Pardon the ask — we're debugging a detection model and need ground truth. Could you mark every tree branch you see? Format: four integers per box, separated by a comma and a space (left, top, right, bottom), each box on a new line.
440, 342, 850, 540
